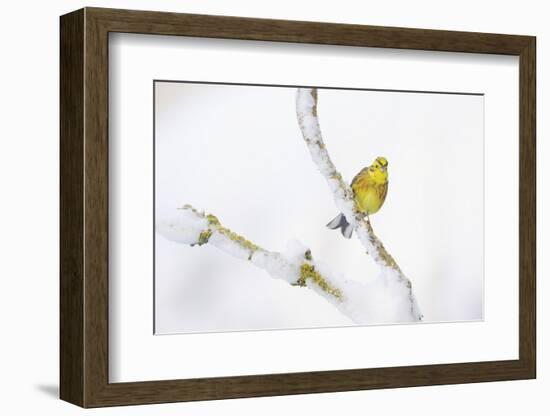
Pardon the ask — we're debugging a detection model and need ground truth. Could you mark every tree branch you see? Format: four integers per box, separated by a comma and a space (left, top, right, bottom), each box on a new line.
157, 87, 423, 325
296, 88, 422, 321
158, 204, 421, 324
157, 206, 350, 312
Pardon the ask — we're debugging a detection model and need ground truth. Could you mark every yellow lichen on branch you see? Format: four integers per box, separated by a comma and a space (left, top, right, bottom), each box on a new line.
197, 229, 212, 246
297, 263, 343, 301
177, 205, 343, 302
361, 217, 403, 275
206, 212, 260, 259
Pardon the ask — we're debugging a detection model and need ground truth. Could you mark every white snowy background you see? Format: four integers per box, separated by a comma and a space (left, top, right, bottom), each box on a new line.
155, 82, 484, 334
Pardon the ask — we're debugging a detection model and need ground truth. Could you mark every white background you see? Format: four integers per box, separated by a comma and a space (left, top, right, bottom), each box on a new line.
0, 0, 546, 415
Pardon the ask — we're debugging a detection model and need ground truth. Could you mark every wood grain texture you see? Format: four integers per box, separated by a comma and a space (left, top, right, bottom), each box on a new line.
88, 7, 532, 54
59, 8, 84, 407
518, 38, 536, 375
83, 9, 110, 406
59, 7, 537, 408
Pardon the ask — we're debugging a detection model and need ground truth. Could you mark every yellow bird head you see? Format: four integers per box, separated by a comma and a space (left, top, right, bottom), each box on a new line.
367, 156, 389, 184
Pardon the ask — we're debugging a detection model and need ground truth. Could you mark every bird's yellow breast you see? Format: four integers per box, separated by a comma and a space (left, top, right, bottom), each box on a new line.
352, 175, 388, 215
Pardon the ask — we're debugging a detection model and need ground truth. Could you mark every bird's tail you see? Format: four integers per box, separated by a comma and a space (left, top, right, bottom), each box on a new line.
326, 213, 353, 239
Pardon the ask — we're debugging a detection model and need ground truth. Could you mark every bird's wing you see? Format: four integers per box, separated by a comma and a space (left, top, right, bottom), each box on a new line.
377, 181, 388, 204
351, 167, 370, 188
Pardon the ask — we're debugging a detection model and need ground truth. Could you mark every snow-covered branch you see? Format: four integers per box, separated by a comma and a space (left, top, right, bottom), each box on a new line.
158, 205, 420, 324
296, 88, 422, 321
158, 205, 342, 300
157, 88, 422, 325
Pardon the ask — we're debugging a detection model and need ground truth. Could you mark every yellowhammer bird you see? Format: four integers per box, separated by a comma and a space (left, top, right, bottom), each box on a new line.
327, 156, 389, 238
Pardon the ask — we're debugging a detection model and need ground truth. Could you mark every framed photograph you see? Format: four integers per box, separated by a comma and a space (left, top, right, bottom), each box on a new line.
60, 7, 536, 408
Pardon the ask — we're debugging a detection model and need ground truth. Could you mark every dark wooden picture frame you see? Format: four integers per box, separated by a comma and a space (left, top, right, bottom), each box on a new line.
60, 7, 536, 408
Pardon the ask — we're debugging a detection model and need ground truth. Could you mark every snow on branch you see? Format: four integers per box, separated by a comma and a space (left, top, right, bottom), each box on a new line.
158, 205, 419, 324
157, 87, 423, 325
158, 205, 343, 301
296, 88, 422, 321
